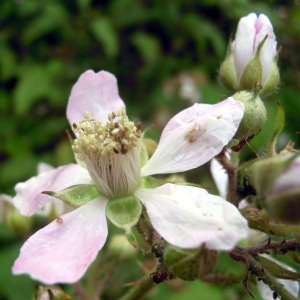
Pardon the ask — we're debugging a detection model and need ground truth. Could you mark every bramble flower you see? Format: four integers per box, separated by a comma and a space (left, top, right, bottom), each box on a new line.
12, 70, 248, 284
219, 13, 279, 95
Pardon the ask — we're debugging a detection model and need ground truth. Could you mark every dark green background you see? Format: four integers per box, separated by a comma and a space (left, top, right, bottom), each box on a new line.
1, 0, 299, 299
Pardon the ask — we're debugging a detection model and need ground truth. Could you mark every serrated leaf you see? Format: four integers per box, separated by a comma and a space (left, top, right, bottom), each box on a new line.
44, 184, 100, 208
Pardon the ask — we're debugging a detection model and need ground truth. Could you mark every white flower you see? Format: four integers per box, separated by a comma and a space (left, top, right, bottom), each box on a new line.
12, 70, 248, 284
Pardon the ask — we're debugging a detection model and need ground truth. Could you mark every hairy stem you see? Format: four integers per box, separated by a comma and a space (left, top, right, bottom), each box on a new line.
118, 275, 154, 300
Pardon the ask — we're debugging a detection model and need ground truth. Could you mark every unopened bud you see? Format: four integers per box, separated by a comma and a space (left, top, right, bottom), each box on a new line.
163, 244, 217, 281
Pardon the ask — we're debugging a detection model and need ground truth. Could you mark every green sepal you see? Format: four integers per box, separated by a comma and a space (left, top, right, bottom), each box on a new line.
267, 102, 285, 156
106, 195, 142, 232
163, 244, 217, 281
140, 176, 162, 189
258, 255, 300, 281
238, 36, 266, 91
238, 54, 263, 91
260, 61, 280, 97
43, 184, 100, 208
218, 54, 237, 92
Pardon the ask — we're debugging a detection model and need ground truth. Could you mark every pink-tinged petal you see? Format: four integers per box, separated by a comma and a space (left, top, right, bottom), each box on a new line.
232, 13, 258, 79
13, 164, 92, 216
135, 184, 249, 250
271, 157, 300, 195
66, 70, 125, 125
13, 197, 108, 284
255, 14, 277, 83
37, 162, 54, 174
141, 98, 244, 176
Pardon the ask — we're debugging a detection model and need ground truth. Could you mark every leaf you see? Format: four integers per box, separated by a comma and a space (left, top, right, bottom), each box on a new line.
131, 32, 161, 63
13, 65, 52, 116
90, 17, 119, 58
22, 3, 67, 45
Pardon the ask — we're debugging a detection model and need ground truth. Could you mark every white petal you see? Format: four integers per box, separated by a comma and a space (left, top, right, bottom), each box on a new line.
37, 162, 54, 174
13, 197, 108, 284
141, 98, 244, 176
210, 150, 231, 199
255, 14, 277, 83
66, 70, 125, 125
232, 13, 258, 79
135, 183, 249, 250
13, 164, 92, 216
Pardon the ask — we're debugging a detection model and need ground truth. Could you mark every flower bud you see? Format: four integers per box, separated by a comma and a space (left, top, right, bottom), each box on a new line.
219, 13, 279, 95
244, 153, 300, 223
163, 244, 217, 281
232, 91, 266, 141
265, 156, 300, 223
0, 194, 32, 235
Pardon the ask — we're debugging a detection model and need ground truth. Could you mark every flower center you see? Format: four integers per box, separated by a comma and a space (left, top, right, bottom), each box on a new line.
72, 108, 142, 198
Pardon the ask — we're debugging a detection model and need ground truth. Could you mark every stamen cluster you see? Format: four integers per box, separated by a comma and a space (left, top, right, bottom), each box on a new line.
72, 108, 142, 198
72, 108, 141, 158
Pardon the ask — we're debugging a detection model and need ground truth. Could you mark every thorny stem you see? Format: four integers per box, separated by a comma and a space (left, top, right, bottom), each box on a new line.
246, 239, 300, 256
215, 148, 240, 206
117, 275, 155, 300
230, 242, 300, 300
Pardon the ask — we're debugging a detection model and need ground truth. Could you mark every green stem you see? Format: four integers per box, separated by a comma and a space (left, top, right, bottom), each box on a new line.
118, 275, 154, 300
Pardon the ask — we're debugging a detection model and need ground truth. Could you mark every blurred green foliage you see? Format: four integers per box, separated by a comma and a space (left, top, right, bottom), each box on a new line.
1, 0, 300, 299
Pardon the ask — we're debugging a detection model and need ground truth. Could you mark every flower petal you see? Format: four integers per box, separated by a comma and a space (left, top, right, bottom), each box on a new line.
13, 164, 92, 216
255, 14, 277, 83
210, 151, 231, 199
232, 13, 258, 79
135, 183, 249, 250
13, 197, 108, 284
66, 70, 125, 125
141, 98, 244, 176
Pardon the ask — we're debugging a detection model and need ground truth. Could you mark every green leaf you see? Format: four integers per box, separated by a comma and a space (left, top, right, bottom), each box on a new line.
90, 17, 119, 58
131, 32, 161, 63
0, 243, 35, 300
13, 65, 52, 116
23, 3, 67, 45
44, 184, 100, 207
